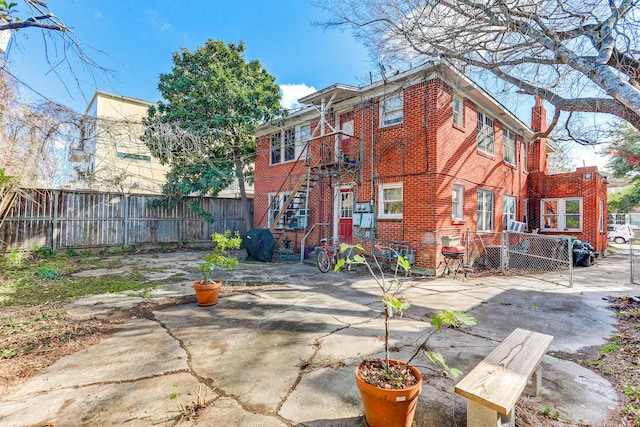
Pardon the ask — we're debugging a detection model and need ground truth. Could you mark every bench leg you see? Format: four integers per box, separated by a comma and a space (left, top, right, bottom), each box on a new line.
531, 366, 542, 396
467, 400, 514, 427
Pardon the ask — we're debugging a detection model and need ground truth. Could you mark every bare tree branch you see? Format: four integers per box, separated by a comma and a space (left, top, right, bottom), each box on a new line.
317, 0, 640, 136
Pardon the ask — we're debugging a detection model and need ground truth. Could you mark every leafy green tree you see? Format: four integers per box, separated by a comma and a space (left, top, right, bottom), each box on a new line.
143, 40, 283, 231
606, 122, 640, 213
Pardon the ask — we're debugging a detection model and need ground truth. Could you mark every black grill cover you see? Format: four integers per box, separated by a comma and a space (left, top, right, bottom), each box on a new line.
244, 228, 275, 262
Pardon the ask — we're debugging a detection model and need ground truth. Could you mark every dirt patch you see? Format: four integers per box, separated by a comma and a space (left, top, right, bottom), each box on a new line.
0, 281, 275, 394
356, 358, 419, 390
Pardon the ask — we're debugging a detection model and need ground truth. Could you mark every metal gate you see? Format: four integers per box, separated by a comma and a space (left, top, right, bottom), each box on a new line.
466, 231, 573, 287
632, 238, 640, 285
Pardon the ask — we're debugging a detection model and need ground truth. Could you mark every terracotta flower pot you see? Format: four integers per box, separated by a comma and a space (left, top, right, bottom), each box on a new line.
355, 359, 423, 427
193, 280, 222, 306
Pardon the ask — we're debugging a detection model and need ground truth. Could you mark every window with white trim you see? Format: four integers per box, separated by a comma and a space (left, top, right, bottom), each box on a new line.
296, 124, 310, 159
268, 193, 294, 228
477, 189, 494, 231
378, 183, 403, 219
541, 198, 582, 231
453, 95, 464, 127
270, 128, 297, 164
523, 141, 529, 172
477, 111, 494, 154
599, 199, 605, 233
341, 120, 354, 139
503, 129, 516, 165
523, 199, 529, 231
452, 184, 464, 220
503, 195, 516, 230
380, 94, 403, 127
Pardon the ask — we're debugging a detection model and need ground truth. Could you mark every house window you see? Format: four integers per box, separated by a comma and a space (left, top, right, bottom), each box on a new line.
452, 184, 464, 220
541, 198, 583, 231
599, 199, 605, 233
270, 132, 281, 164
296, 124, 310, 159
380, 94, 403, 127
284, 128, 295, 162
453, 95, 464, 127
523, 141, 528, 172
379, 183, 403, 219
268, 193, 294, 228
477, 111, 494, 155
503, 129, 516, 165
477, 189, 494, 231
270, 128, 297, 165
523, 199, 529, 231
503, 195, 516, 230
117, 152, 150, 161
341, 120, 354, 139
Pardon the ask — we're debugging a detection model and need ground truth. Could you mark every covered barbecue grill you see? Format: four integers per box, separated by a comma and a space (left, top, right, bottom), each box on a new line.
441, 245, 467, 279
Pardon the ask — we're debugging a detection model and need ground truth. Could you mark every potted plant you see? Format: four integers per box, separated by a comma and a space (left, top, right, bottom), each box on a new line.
336, 244, 476, 427
194, 231, 242, 306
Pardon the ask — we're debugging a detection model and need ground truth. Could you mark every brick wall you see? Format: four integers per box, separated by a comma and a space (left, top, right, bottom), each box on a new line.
528, 166, 608, 253
253, 75, 607, 271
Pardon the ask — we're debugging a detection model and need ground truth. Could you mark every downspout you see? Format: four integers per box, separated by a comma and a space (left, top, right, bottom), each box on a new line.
370, 97, 376, 252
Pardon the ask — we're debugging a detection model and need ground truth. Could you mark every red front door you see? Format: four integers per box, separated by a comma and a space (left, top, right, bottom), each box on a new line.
339, 190, 353, 243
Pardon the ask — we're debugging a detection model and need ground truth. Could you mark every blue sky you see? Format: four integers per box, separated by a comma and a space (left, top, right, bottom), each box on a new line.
5, 0, 371, 112
3, 0, 605, 168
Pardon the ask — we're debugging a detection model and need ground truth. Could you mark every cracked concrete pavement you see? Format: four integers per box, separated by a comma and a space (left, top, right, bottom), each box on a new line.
0, 247, 636, 426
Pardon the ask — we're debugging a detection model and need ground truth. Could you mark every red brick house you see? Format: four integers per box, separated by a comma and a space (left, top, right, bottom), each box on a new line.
253, 61, 608, 273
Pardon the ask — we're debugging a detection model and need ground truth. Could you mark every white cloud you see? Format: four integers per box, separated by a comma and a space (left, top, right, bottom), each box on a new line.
280, 84, 316, 110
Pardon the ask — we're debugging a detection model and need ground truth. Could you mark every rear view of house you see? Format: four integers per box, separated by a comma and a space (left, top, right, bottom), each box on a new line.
253, 60, 607, 273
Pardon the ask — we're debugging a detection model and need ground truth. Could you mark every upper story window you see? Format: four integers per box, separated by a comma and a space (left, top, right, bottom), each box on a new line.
297, 124, 310, 159
271, 127, 302, 165
453, 95, 464, 127
380, 94, 403, 127
378, 183, 403, 219
452, 184, 464, 220
523, 141, 529, 172
477, 111, 494, 155
541, 198, 582, 231
503, 129, 516, 165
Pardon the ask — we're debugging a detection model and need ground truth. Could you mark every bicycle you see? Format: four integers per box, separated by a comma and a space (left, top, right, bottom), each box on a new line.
317, 238, 339, 273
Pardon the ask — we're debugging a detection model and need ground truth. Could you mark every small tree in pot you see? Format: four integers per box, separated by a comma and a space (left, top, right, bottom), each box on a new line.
194, 231, 242, 306
336, 244, 476, 427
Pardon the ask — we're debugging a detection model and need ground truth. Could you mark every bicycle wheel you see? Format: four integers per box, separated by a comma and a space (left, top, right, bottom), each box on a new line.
317, 251, 331, 273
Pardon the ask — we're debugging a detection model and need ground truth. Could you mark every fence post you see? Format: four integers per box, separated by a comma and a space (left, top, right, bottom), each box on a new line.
180, 196, 186, 244
123, 195, 129, 247
567, 236, 573, 288
500, 232, 506, 274
52, 190, 59, 254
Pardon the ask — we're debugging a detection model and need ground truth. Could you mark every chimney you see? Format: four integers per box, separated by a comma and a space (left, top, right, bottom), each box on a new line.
530, 96, 548, 173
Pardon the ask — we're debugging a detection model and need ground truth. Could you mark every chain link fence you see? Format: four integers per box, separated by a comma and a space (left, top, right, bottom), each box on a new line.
465, 231, 573, 287
632, 238, 640, 285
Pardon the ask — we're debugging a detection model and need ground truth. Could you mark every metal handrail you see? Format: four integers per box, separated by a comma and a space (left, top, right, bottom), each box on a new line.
300, 222, 329, 263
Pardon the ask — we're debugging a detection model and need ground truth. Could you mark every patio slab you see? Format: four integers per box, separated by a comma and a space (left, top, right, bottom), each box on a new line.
0, 250, 636, 426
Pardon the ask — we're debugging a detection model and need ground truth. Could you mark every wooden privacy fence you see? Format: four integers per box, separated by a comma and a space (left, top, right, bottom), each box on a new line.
0, 188, 252, 252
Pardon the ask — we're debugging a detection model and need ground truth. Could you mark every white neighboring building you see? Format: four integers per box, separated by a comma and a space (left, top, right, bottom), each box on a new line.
69, 91, 253, 198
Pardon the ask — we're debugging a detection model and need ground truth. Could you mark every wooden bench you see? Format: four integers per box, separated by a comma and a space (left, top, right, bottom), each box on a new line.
454, 328, 554, 427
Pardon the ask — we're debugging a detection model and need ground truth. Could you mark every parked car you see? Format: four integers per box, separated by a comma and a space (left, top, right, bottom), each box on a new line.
608, 224, 635, 244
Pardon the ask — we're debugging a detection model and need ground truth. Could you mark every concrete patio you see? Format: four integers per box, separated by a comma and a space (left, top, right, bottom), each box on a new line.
0, 247, 635, 426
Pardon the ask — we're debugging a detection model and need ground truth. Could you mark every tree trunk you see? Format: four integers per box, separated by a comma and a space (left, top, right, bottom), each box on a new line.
233, 143, 252, 234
